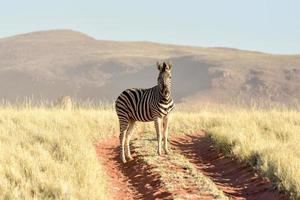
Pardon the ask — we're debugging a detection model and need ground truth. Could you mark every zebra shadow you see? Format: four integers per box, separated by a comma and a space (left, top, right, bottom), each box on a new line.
112, 140, 173, 200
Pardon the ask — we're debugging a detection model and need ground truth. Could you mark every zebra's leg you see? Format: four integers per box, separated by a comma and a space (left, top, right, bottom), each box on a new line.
125, 120, 135, 161
154, 117, 163, 156
163, 115, 170, 154
119, 118, 129, 163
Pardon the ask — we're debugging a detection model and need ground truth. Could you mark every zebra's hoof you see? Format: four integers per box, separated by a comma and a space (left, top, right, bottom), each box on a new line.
127, 156, 134, 161
164, 149, 170, 155
121, 156, 127, 163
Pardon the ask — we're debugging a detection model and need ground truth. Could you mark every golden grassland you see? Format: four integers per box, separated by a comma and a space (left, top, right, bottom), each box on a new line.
0, 104, 299, 199
0, 106, 116, 200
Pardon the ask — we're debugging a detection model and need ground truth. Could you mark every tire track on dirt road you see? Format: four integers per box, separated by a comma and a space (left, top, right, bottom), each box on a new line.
171, 132, 289, 200
95, 137, 172, 200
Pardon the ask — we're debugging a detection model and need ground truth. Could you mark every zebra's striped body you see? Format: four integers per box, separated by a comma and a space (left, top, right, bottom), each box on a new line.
115, 86, 174, 122
115, 61, 174, 163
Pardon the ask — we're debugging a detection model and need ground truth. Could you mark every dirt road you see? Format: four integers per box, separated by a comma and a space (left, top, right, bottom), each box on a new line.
95, 132, 288, 200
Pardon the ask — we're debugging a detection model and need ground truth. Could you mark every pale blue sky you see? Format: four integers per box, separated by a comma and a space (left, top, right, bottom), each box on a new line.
1, 0, 299, 54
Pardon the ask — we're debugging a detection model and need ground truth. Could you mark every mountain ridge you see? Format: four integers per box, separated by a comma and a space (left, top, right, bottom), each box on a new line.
0, 29, 299, 105
3, 29, 300, 56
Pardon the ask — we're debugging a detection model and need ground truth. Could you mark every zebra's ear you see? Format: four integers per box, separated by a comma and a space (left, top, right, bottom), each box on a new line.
163, 62, 172, 71
157, 62, 163, 71
167, 61, 172, 71
163, 62, 169, 71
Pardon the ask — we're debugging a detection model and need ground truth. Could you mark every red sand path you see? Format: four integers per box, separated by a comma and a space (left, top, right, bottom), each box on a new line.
95, 137, 172, 200
95, 132, 289, 200
171, 132, 289, 200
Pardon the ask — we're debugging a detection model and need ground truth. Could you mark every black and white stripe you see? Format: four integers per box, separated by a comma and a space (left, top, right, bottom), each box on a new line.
115, 61, 174, 163
115, 86, 174, 122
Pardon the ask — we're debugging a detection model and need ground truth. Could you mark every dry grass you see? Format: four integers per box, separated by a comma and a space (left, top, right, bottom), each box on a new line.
170, 106, 300, 199
0, 107, 116, 200
201, 108, 300, 199
0, 104, 299, 199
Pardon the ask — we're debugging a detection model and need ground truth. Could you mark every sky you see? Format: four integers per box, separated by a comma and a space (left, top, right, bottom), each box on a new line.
0, 0, 299, 54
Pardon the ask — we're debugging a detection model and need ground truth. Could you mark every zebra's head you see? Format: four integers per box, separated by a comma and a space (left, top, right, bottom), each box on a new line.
157, 61, 172, 99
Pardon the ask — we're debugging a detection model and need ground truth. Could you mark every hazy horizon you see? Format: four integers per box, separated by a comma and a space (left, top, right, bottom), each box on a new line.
2, 29, 300, 56
1, 0, 300, 55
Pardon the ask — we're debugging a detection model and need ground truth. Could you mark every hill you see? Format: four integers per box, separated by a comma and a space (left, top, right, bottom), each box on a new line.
0, 29, 300, 105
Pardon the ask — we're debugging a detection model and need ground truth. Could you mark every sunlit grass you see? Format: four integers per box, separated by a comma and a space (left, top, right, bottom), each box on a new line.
202, 108, 300, 199
171, 106, 300, 199
0, 104, 299, 199
0, 107, 114, 200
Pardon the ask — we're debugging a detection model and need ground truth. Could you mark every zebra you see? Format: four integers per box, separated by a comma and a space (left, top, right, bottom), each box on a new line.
115, 61, 175, 163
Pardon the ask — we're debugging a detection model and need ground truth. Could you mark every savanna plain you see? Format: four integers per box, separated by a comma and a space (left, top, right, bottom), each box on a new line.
0, 103, 299, 199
